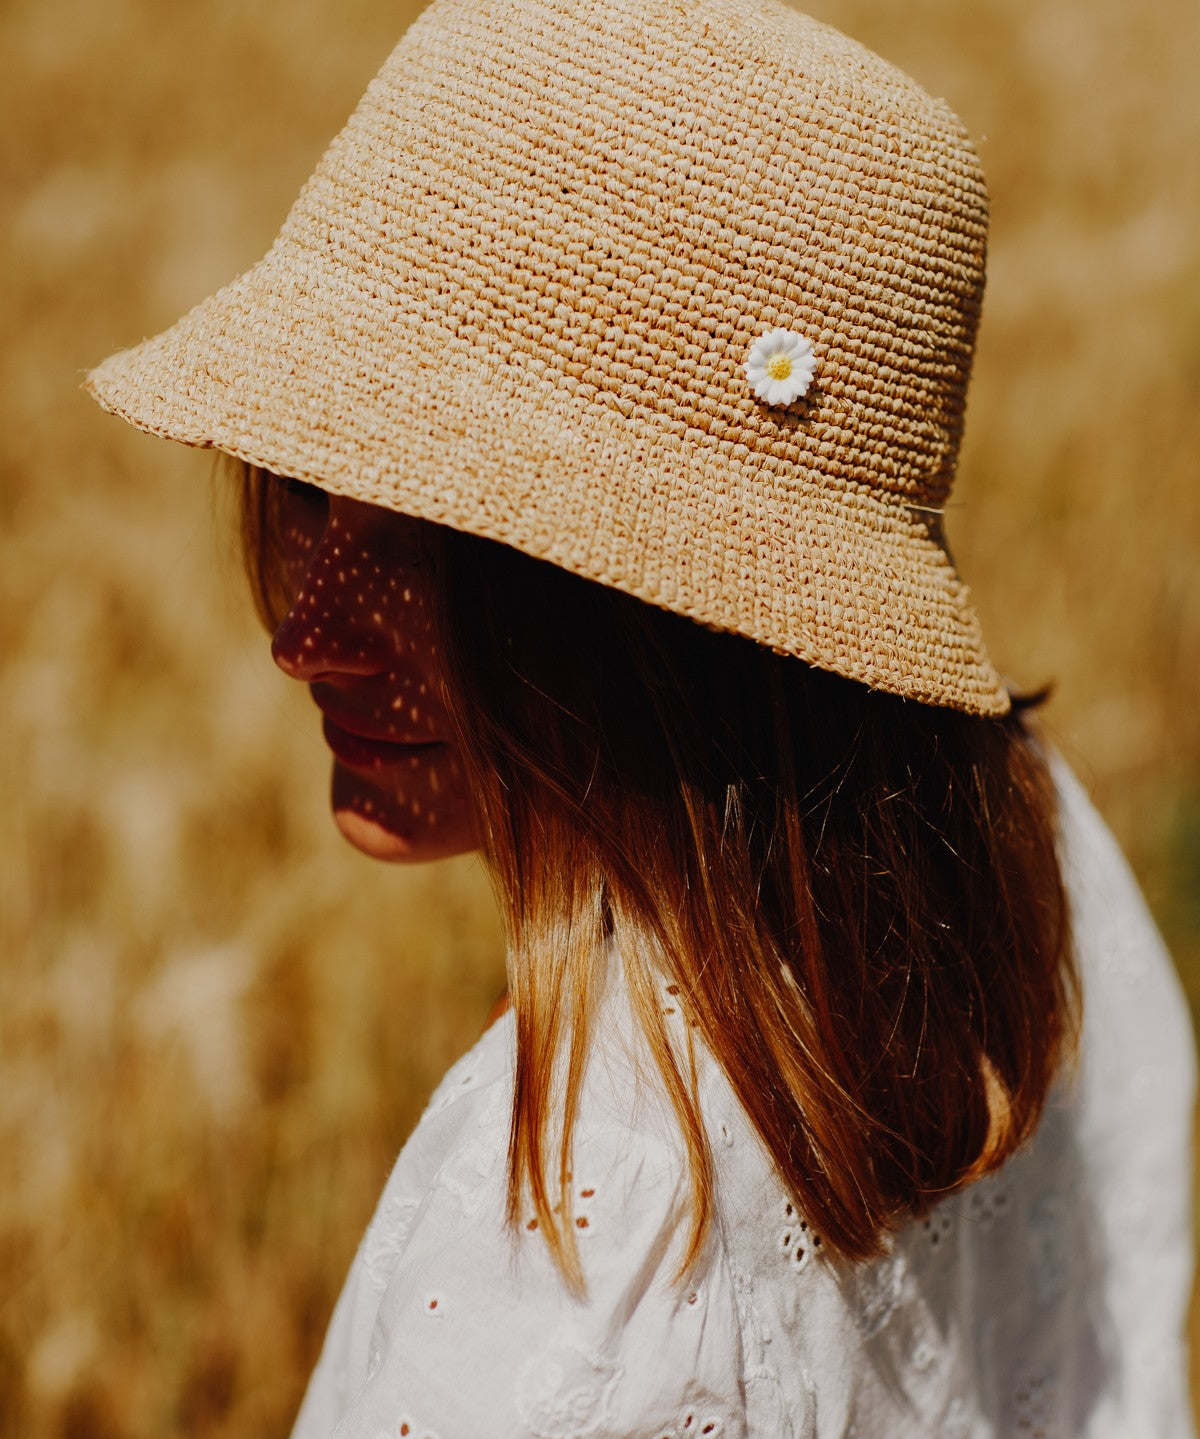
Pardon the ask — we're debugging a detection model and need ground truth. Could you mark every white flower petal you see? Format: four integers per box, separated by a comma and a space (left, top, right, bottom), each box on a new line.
743, 327, 816, 406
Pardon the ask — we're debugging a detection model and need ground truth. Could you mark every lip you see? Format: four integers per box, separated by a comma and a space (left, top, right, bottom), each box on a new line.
320, 714, 446, 770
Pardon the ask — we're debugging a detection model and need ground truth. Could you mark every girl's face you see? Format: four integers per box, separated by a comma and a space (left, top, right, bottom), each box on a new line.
268, 478, 479, 863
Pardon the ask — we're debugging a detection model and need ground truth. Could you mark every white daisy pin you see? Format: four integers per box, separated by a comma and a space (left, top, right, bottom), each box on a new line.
744, 328, 816, 406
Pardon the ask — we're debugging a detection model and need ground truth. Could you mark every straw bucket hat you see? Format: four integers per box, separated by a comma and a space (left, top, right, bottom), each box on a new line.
87, 0, 1008, 715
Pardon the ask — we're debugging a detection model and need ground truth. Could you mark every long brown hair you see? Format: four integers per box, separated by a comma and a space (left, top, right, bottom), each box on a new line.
239, 461, 1078, 1287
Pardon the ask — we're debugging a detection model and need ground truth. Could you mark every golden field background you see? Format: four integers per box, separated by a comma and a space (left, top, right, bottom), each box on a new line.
3, 0, 1198, 1432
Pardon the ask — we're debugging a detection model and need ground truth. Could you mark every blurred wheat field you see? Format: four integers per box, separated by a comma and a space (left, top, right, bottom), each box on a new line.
3, 0, 1198, 1433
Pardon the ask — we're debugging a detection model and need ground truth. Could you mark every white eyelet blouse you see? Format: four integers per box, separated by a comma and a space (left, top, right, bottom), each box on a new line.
289, 756, 1197, 1439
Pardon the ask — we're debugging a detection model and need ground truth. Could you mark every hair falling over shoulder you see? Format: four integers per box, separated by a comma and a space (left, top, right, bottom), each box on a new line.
239, 463, 1079, 1287
428, 528, 1078, 1286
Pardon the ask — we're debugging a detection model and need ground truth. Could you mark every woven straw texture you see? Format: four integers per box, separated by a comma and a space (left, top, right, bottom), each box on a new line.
87, 0, 1007, 714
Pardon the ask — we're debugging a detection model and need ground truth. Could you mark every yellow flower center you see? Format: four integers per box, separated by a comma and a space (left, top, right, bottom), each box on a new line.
766, 354, 793, 381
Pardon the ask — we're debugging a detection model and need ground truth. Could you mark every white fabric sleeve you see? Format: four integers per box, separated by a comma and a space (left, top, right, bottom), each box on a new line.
1051, 752, 1198, 1436
327, 1057, 747, 1439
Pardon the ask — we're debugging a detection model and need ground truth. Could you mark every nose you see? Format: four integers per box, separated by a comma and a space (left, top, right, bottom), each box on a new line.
270, 502, 397, 682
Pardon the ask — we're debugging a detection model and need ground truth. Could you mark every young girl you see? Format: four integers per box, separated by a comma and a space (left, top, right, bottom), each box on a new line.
87, 0, 1196, 1433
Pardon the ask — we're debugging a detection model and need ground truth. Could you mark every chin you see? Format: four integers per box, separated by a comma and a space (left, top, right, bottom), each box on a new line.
330, 763, 478, 864
332, 806, 434, 862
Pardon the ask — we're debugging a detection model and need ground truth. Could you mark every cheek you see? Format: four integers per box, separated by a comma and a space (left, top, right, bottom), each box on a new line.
380, 571, 438, 653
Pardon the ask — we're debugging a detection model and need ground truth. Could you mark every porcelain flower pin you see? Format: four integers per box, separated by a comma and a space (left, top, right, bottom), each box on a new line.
744, 328, 816, 406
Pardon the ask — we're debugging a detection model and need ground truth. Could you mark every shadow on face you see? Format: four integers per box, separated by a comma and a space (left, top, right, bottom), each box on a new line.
266, 476, 479, 864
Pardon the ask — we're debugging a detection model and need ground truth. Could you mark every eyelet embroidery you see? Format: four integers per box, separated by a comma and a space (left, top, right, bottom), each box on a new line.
965, 1178, 1012, 1230
779, 1198, 823, 1273
518, 1175, 597, 1240
397, 1418, 441, 1439
911, 1339, 939, 1374
655, 1410, 728, 1438
1012, 1369, 1061, 1439
573, 1181, 597, 1235
921, 1206, 954, 1250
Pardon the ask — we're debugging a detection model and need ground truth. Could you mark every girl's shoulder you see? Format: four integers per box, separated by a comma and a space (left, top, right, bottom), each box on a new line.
1049, 749, 1195, 1078
294, 1001, 749, 1439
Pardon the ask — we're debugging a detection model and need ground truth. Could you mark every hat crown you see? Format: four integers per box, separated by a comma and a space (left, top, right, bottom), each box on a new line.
290, 0, 987, 507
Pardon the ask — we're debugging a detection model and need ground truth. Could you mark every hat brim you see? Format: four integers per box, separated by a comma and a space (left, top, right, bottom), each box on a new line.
88, 244, 1009, 717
